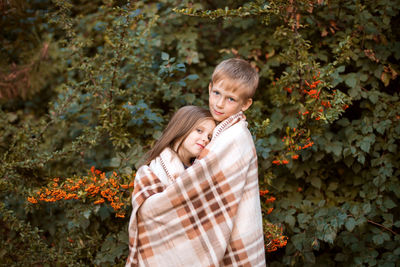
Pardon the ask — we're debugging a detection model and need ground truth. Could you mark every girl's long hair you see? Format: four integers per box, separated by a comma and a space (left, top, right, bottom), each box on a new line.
142, 105, 213, 166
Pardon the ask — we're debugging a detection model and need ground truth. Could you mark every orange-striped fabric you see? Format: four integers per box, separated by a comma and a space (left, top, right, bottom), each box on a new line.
126, 112, 266, 266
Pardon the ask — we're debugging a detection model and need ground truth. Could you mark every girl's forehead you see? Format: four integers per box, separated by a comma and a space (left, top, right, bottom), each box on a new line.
197, 118, 216, 128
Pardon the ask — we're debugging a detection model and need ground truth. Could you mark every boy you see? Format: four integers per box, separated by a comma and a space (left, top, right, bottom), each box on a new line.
204, 58, 266, 265
127, 58, 265, 267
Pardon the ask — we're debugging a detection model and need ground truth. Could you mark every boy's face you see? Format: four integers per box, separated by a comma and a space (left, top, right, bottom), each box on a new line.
208, 79, 253, 122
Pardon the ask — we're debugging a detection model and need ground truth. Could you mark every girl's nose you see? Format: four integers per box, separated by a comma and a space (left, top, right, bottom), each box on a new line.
201, 134, 209, 143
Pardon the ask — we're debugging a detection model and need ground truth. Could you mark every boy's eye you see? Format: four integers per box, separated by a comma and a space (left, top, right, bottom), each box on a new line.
213, 90, 220, 95
228, 97, 235, 102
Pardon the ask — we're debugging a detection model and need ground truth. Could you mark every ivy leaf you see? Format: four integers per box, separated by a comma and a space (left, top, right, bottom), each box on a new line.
383, 198, 396, 209
161, 52, 169, 60
304, 252, 316, 263
362, 203, 371, 214
311, 177, 322, 189
330, 142, 343, 157
185, 74, 199, 80
285, 214, 296, 227
375, 119, 391, 134
358, 134, 375, 153
98, 206, 111, 221
297, 213, 311, 226
345, 217, 356, 232
184, 93, 196, 103
322, 226, 337, 244
345, 73, 358, 88
368, 91, 380, 104
108, 157, 121, 168
372, 234, 384, 245
83, 209, 92, 219
337, 65, 346, 73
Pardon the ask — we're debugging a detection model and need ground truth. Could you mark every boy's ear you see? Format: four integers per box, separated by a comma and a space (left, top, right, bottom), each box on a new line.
208, 82, 212, 94
241, 98, 253, 112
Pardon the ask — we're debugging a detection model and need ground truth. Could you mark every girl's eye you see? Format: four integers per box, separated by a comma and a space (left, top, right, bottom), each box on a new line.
196, 128, 202, 133
208, 135, 212, 141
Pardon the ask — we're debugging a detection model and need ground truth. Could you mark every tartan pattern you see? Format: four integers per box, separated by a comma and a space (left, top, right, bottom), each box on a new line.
126, 112, 266, 266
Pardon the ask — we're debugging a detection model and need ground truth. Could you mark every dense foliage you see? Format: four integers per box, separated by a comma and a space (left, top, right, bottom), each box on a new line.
1, 0, 399, 266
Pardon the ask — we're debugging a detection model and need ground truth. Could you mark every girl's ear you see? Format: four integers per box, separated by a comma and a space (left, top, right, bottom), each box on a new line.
241, 98, 253, 112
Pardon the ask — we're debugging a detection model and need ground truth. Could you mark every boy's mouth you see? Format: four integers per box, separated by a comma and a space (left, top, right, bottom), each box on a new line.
213, 108, 223, 115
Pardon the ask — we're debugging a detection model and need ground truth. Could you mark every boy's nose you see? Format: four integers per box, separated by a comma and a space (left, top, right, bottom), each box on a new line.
216, 97, 224, 108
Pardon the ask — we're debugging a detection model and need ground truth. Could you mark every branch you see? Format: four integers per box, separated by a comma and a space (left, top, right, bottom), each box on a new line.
368, 219, 398, 236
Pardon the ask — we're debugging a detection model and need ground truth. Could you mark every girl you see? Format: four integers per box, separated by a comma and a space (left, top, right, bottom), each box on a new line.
141, 105, 216, 185
126, 106, 215, 266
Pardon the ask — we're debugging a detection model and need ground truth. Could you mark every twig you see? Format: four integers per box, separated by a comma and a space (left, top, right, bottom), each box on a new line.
368, 219, 398, 236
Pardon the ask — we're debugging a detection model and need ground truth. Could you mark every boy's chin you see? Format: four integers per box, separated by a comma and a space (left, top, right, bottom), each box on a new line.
210, 110, 228, 121
212, 115, 227, 122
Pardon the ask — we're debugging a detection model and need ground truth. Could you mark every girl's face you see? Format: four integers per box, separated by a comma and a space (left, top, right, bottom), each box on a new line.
178, 118, 216, 163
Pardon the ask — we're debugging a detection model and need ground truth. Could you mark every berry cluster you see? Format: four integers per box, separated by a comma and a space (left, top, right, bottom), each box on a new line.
27, 167, 134, 218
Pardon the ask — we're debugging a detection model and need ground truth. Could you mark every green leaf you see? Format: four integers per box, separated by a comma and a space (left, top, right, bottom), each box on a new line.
185, 74, 199, 80
372, 234, 384, 245
357, 153, 365, 164
327, 182, 338, 191
330, 142, 342, 157
359, 73, 368, 82
345, 73, 358, 88
161, 52, 169, 60
184, 93, 196, 103
337, 65, 346, 73
83, 209, 92, 219
368, 91, 380, 104
108, 157, 121, 168
297, 213, 311, 226
359, 135, 375, 153
345, 217, 356, 232
350, 205, 360, 217
98, 206, 111, 221
285, 214, 296, 228
304, 252, 316, 263
383, 198, 396, 209
322, 226, 337, 244
311, 177, 322, 189
362, 203, 371, 214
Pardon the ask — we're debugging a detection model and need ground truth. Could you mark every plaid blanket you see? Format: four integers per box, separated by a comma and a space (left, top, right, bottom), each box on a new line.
126, 112, 266, 266
148, 147, 185, 186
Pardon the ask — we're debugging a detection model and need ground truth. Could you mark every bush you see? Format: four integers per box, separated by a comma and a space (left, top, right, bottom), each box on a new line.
1, 0, 399, 266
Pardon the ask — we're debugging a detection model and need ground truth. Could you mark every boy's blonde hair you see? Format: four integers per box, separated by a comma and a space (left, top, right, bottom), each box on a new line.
211, 58, 259, 98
